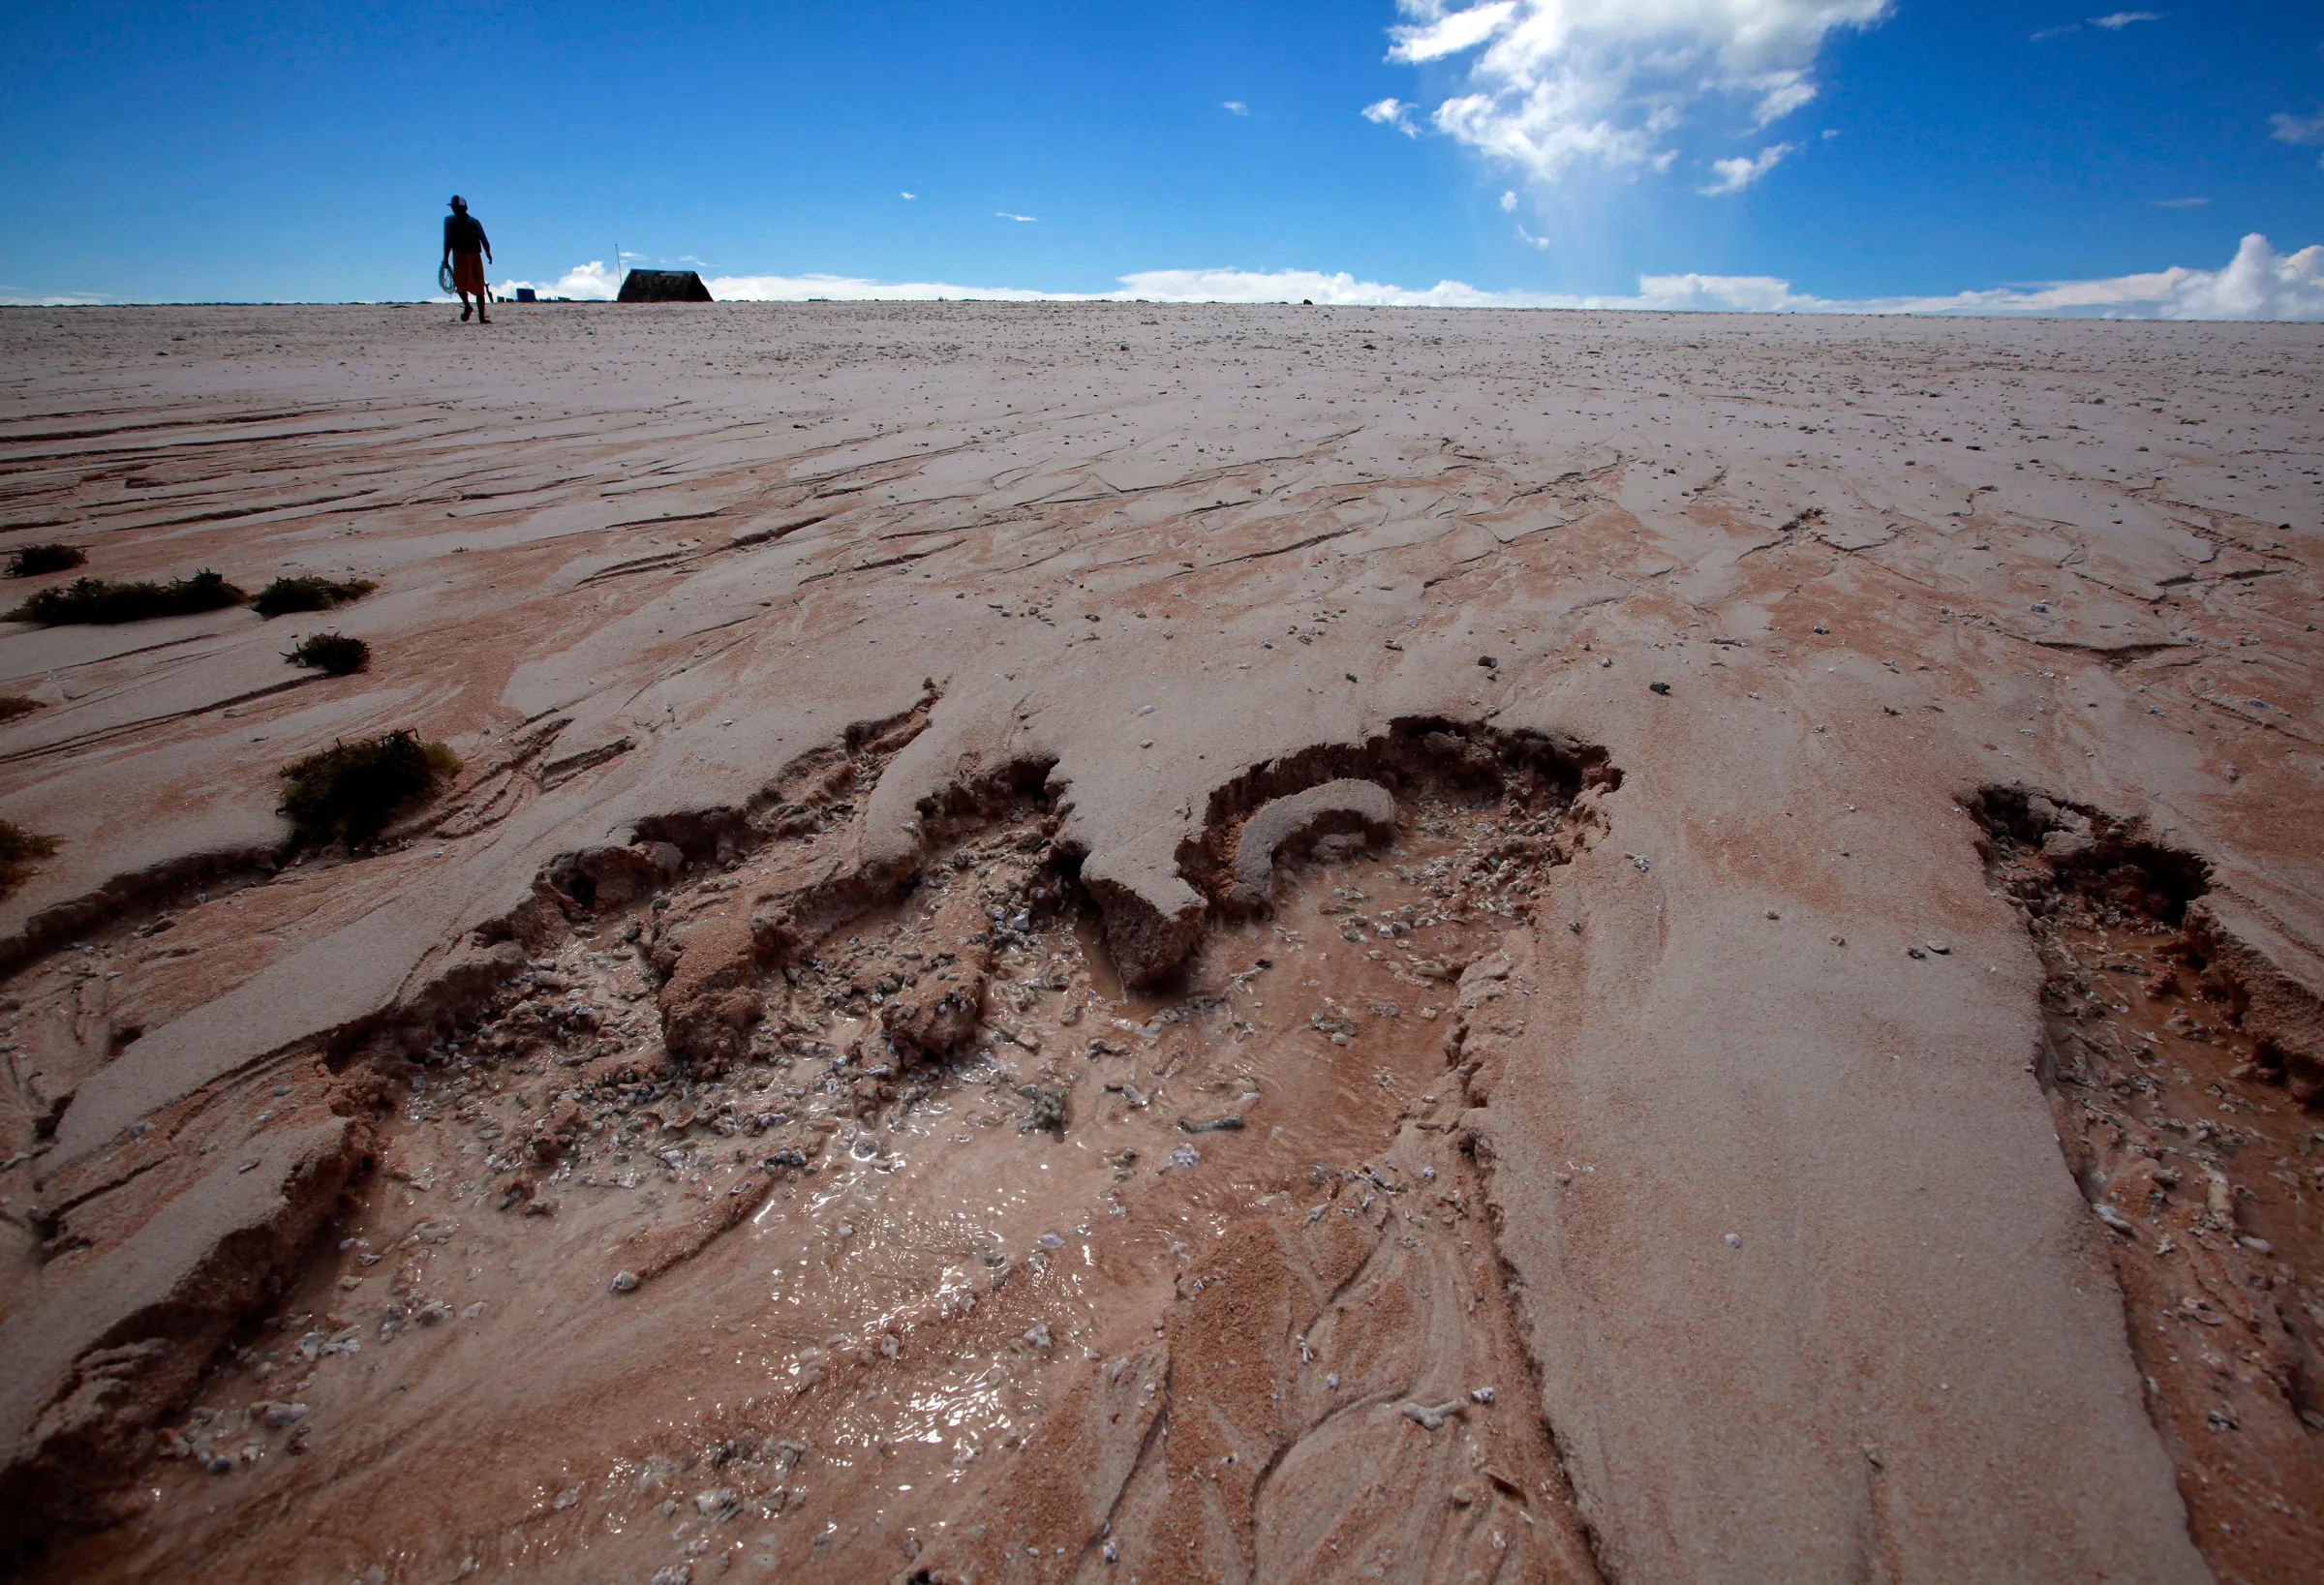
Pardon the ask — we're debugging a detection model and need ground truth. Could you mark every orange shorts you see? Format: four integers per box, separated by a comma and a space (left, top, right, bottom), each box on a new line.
451, 253, 487, 297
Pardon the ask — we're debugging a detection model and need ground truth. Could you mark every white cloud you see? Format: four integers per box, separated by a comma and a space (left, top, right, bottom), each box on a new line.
1700, 141, 1795, 194
901, 191, 917, 199
1390, 0, 1518, 60
2156, 196, 2207, 208
499, 233, 2319, 321
1362, 97, 1421, 136
2035, 12, 2164, 41
2133, 231, 2324, 320
1223, 100, 1248, 114
493, 259, 620, 300
0, 287, 110, 306
1622, 233, 2324, 319
996, 212, 1038, 222
1380, 0, 1889, 186
1500, 189, 1518, 210
709, 273, 1072, 303
2271, 110, 2324, 144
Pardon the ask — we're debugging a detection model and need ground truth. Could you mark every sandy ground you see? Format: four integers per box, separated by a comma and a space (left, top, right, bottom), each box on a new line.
0, 300, 2319, 1583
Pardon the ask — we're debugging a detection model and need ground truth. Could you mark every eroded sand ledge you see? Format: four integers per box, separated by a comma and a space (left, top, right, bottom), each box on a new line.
0, 302, 2318, 1580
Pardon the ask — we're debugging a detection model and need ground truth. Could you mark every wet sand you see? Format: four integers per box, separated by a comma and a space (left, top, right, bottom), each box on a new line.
0, 301, 2319, 1581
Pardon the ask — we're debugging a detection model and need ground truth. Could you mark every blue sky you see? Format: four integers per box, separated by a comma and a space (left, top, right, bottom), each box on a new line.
2, 1, 2320, 315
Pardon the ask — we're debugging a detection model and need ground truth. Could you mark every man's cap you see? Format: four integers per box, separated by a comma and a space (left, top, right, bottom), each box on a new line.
449, 195, 467, 209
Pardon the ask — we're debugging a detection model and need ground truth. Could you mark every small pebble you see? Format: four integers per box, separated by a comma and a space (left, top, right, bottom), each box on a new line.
1725, 1233, 1743, 1249
611, 1270, 639, 1293
1400, 1399, 1466, 1431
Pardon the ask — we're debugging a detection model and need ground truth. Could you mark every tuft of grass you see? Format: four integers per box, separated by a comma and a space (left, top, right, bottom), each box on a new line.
0, 695, 44, 723
252, 575, 378, 619
0, 819, 59, 899
6, 543, 87, 577
6, 569, 246, 626
277, 730, 460, 845
284, 631, 370, 676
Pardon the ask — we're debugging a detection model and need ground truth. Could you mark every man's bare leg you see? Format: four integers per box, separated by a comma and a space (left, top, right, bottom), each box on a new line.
477, 283, 491, 325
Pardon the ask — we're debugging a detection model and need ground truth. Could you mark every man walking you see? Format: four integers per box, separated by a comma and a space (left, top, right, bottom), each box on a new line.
442, 196, 493, 323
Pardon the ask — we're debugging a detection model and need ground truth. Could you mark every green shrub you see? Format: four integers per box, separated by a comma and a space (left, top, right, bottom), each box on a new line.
252, 575, 378, 618
0, 695, 43, 723
284, 632, 371, 675
6, 569, 246, 625
0, 819, 58, 898
277, 730, 460, 845
5, 543, 87, 577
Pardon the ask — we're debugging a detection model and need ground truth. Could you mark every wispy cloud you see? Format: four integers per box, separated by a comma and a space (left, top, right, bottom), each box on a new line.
995, 211, 1038, 223
1361, 97, 1420, 137
1391, 0, 1516, 61
2034, 12, 2164, 41
0, 286, 111, 306
691, 233, 2324, 320
901, 191, 917, 199
2274, 109, 2324, 166
1700, 142, 1796, 195
2271, 110, 2324, 144
2156, 196, 2207, 208
1379, 0, 1889, 187
1222, 100, 1248, 115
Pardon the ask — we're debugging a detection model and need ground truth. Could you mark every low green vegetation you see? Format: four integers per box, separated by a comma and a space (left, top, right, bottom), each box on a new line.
277, 730, 460, 845
252, 575, 378, 618
0, 820, 58, 899
0, 696, 44, 723
5, 543, 87, 577
284, 631, 371, 675
6, 569, 246, 625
